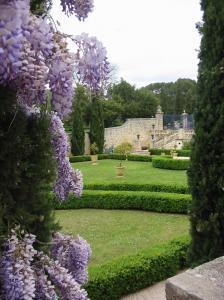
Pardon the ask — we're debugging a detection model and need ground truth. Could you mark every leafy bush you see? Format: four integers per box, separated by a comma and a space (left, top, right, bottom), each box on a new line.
98, 154, 126, 160
85, 236, 190, 300
54, 190, 191, 214
152, 157, 190, 170
150, 148, 191, 157
84, 183, 189, 194
69, 155, 91, 162
127, 154, 152, 162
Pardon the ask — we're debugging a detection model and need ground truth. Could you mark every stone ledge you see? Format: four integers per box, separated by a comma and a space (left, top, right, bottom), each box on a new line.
165, 256, 224, 300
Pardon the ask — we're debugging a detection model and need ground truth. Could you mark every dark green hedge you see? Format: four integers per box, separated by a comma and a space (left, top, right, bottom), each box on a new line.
69, 155, 91, 162
127, 154, 152, 162
152, 157, 190, 170
98, 154, 126, 160
54, 190, 191, 214
84, 183, 189, 194
70, 154, 153, 163
85, 236, 190, 300
150, 148, 191, 157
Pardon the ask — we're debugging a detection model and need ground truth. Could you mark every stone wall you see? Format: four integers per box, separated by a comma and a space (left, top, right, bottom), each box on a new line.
104, 118, 157, 151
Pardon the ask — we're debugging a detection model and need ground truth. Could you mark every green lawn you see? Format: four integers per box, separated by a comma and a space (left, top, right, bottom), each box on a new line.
56, 209, 189, 266
72, 160, 188, 186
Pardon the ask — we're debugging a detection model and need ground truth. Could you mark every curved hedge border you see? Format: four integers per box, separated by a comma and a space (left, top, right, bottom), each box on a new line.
152, 157, 190, 170
54, 190, 191, 214
85, 236, 190, 300
150, 148, 191, 157
84, 183, 190, 194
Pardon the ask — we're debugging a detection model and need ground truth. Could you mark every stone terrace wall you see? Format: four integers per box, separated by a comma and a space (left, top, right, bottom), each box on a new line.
104, 118, 157, 150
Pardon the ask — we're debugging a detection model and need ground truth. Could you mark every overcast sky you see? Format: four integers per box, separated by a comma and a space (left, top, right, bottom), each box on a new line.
51, 0, 203, 88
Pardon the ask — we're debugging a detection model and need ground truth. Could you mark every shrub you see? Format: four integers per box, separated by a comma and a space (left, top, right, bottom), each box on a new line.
150, 148, 191, 157
98, 154, 126, 160
127, 154, 152, 162
150, 148, 171, 155
84, 183, 190, 194
114, 142, 133, 167
69, 155, 91, 163
85, 236, 190, 300
54, 190, 191, 214
152, 157, 190, 170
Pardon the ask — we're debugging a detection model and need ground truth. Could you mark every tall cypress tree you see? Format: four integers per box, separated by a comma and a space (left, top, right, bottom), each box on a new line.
71, 102, 85, 155
89, 96, 104, 154
188, 0, 224, 265
0, 86, 59, 249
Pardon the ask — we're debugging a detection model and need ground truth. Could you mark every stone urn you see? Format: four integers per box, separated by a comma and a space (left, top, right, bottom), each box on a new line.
116, 166, 125, 177
91, 154, 98, 165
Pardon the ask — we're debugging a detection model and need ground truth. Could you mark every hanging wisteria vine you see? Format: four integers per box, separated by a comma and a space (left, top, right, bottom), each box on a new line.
0, 0, 110, 298
0, 229, 91, 299
0, 0, 109, 201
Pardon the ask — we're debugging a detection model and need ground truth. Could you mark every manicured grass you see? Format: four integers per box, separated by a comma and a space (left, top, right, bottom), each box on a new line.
55, 209, 189, 267
72, 160, 188, 186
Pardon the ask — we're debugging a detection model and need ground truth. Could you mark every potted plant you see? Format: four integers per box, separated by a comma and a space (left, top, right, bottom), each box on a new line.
172, 144, 178, 157
90, 142, 99, 165
114, 142, 132, 177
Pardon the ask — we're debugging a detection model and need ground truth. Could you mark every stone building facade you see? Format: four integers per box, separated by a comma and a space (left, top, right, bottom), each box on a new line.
104, 106, 194, 151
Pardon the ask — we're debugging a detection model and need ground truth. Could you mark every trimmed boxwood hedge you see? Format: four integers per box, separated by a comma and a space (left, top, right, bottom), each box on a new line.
84, 183, 190, 194
150, 148, 191, 157
69, 154, 153, 163
54, 190, 191, 214
152, 157, 190, 170
85, 236, 190, 300
69, 155, 91, 162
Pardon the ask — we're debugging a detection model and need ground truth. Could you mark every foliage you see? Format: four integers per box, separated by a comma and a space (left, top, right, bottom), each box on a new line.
85, 236, 190, 300
90, 142, 99, 155
188, 0, 224, 265
152, 157, 190, 170
70, 155, 92, 162
71, 100, 85, 156
0, 0, 108, 297
84, 183, 189, 194
89, 97, 104, 154
114, 142, 133, 166
0, 86, 58, 247
150, 148, 191, 157
182, 140, 192, 150
104, 79, 158, 126
145, 78, 197, 114
54, 189, 191, 214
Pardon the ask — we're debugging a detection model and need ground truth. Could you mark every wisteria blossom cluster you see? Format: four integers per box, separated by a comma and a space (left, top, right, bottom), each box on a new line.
51, 232, 92, 285
49, 113, 83, 201
60, 0, 94, 20
0, 230, 91, 299
0, 0, 108, 201
74, 32, 110, 93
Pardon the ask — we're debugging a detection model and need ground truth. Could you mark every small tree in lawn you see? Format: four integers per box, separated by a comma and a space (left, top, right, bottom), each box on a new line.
114, 142, 133, 167
71, 101, 85, 156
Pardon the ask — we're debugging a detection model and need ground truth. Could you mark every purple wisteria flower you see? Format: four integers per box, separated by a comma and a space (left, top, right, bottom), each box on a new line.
60, 0, 94, 20
0, 230, 91, 299
0, 0, 29, 84
49, 113, 83, 201
0, 231, 36, 300
51, 232, 92, 285
74, 32, 110, 93
49, 42, 75, 118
